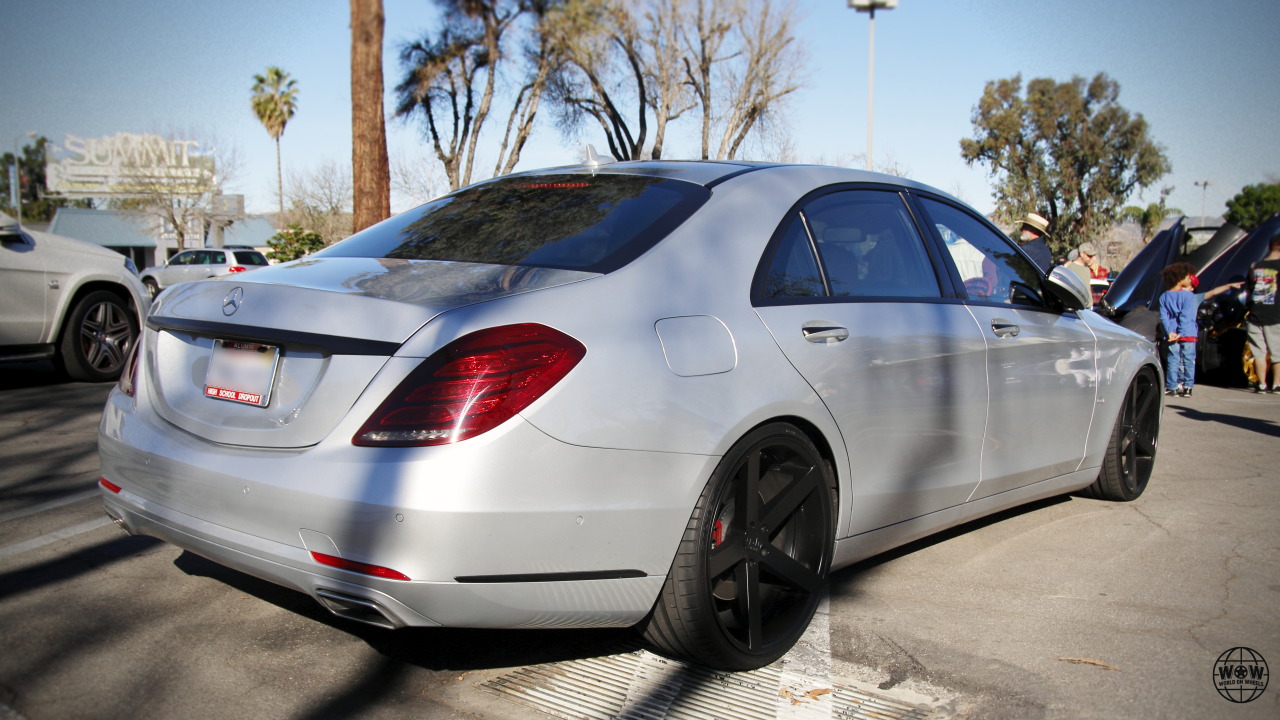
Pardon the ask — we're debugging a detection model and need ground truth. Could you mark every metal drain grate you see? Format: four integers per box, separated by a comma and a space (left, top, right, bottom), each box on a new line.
483, 649, 938, 720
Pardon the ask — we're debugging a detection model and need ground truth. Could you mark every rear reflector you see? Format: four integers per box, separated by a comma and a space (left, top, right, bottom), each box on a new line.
311, 551, 411, 581
99, 477, 122, 493
353, 323, 586, 447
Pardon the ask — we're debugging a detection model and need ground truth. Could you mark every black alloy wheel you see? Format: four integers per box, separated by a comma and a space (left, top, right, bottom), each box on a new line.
57, 291, 138, 382
1084, 367, 1160, 501
643, 423, 835, 670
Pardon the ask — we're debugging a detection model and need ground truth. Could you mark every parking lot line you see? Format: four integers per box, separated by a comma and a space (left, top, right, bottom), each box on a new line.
0, 517, 113, 561
0, 489, 100, 525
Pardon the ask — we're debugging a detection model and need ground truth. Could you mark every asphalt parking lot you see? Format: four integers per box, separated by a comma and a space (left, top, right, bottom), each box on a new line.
1, 360, 1277, 720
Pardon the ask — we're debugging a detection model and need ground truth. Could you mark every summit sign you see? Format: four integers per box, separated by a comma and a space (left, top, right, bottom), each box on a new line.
47, 132, 215, 199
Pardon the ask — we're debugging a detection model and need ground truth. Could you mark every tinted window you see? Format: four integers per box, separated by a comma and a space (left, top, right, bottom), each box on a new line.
760, 190, 941, 302
206, 251, 226, 265
170, 251, 196, 266
318, 174, 710, 272
233, 250, 269, 266
762, 217, 825, 298
919, 197, 1043, 306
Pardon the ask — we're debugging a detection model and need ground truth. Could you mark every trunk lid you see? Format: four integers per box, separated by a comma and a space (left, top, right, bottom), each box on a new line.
143, 257, 593, 448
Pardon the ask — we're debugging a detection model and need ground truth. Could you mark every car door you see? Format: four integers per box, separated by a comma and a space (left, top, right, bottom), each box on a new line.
158, 250, 196, 286
915, 196, 1097, 500
0, 228, 49, 345
201, 250, 227, 278
753, 188, 989, 534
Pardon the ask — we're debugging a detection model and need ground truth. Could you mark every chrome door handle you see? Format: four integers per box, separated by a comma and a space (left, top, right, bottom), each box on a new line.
802, 322, 849, 343
991, 319, 1020, 338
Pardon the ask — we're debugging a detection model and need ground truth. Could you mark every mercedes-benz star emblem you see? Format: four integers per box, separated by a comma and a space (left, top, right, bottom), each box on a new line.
222, 287, 245, 316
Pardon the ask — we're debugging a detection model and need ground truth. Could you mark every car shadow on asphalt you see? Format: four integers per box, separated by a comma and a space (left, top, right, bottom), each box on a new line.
1164, 402, 1280, 438
0, 534, 162, 602
172, 552, 747, 720
170, 496, 1075, 676
0, 360, 75, 391
172, 551, 645, 671
829, 495, 1072, 588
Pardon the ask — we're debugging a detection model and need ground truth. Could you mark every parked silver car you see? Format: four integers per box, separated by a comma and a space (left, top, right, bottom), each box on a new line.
98, 161, 1162, 670
139, 246, 268, 298
1, 212, 148, 381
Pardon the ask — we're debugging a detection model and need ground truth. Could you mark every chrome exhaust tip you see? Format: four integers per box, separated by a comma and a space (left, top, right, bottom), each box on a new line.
103, 507, 133, 536
315, 589, 400, 629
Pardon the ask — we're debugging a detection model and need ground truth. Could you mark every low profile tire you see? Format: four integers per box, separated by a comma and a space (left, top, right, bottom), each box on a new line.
56, 290, 138, 382
143, 278, 160, 299
1082, 367, 1160, 501
641, 423, 835, 670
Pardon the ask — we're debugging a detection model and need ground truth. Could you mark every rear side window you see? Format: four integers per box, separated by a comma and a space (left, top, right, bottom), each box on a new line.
234, 251, 269, 266
318, 174, 711, 272
758, 189, 942, 302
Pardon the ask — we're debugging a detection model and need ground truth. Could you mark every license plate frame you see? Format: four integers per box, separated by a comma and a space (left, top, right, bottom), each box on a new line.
203, 339, 280, 407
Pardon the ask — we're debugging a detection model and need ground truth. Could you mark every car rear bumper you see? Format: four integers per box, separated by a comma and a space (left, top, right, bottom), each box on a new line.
98, 388, 711, 629
101, 487, 668, 629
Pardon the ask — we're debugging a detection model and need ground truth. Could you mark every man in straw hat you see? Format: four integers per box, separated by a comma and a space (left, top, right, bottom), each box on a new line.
1018, 212, 1053, 271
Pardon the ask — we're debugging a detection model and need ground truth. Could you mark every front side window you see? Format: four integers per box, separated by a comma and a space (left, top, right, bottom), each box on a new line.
919, 197, 1043, 306
170, 251, 196, 266
318, 174, 710, 273
759, 190, 942, 302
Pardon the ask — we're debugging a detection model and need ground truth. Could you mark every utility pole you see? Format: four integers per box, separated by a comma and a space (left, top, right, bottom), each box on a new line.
849, 1, 898, 171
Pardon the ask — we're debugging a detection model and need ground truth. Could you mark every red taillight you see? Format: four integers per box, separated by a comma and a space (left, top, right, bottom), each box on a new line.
99, 477, 122, 493
310, 551, 411, 581
227, 266, 247, 273
117, 342, 141, 397
353, 323, 586, 447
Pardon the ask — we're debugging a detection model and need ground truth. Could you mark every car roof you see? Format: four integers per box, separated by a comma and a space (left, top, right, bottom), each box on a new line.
497, 159, 775, 187
494, 159, 948, 196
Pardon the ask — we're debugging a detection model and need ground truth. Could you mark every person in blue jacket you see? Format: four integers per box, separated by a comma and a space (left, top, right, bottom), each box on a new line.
1158, 262, 1243, 397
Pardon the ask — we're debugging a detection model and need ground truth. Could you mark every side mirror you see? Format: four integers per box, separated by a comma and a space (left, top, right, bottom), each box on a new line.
1045, 266, 1092, 311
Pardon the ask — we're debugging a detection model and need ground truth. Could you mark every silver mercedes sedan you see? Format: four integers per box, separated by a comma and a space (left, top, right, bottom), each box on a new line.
98, 161, 1161, 671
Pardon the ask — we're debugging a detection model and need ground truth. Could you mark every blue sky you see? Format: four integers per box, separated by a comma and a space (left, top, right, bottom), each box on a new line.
2, 0, 1277, 221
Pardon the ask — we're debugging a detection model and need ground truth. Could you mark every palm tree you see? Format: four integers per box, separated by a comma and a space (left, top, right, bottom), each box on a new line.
1121, 201, 1182, 244
351, 0, 390, 231
251, 67, 299, 224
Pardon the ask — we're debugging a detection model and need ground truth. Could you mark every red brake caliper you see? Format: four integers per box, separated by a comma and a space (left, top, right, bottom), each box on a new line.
711, 519, 723, 547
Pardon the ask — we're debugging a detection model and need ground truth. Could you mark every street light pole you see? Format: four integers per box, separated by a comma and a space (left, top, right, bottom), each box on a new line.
1194, 180, 1212, 226
850, 1, 897, 171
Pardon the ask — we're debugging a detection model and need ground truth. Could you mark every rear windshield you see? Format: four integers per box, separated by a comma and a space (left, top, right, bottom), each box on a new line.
317, 174, 710, 272
233, 250, 269, 266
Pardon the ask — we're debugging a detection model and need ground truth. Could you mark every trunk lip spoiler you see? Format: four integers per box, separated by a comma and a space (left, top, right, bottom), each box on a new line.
147, 316, 403, 357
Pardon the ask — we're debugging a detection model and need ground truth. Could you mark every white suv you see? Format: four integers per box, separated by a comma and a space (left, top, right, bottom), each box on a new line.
0, 212, 149, 382
140, 247, 269, 298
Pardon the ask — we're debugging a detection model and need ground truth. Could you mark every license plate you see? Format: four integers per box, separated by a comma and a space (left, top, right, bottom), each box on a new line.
204, 340, 280, 407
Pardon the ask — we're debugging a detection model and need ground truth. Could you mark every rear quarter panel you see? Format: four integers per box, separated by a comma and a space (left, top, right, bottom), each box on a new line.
1080, 310, 1163, 469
